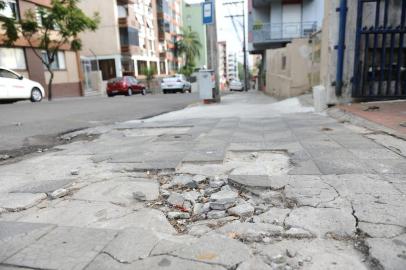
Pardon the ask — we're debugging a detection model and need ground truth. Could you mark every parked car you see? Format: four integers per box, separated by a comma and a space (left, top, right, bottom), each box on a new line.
106, 76, 146, 97
229, 80, 244, 91
0, 67, 45, 102
161, 74, 191, 94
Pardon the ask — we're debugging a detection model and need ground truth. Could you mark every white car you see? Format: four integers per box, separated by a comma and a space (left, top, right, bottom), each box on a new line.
161, 74, 192, 94
229, 80, 244, 91
0, 67, 45, 102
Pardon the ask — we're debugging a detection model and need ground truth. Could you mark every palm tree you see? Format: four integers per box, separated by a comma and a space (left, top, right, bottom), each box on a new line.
175, 27, 202, 69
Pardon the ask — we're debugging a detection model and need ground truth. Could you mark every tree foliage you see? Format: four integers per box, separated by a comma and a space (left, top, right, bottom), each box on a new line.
176, 27, 201, 74
141, 67, 155, 89
0, 0, 99, 100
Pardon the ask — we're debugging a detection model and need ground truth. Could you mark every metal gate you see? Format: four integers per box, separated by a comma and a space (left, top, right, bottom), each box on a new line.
352, 0, 406, 99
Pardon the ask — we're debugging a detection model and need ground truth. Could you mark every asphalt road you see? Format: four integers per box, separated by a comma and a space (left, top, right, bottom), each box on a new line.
0, 93, 199, 153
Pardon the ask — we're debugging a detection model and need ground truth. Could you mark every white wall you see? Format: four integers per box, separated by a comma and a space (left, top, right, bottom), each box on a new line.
302, 0, 324, 29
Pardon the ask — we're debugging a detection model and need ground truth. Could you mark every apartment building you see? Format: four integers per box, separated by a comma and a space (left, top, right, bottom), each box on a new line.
227, 53, 238, 81
183, 1, 207, 69
79, 0, 160, 89
248, 0, 324, 97
0, 0, 83, 97
218, 41, 227, 81
157, 0, 182, 74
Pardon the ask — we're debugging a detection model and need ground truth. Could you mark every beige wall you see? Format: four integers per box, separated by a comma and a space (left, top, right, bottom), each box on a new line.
264, 39, 314, 98
45, 51, 80, 84
79, 0, 121, 57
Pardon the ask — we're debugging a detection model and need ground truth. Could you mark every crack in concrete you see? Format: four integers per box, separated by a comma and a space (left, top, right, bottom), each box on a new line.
351, 203, 385, 270
149, 252, 229, 269
101, 250, 131, 264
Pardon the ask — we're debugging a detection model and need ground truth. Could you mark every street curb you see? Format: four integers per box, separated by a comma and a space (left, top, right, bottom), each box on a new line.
327, 107, 406, 141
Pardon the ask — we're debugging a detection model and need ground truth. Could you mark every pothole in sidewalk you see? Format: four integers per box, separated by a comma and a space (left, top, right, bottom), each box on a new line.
225, 151, 291, 176
121, 127, 191, 137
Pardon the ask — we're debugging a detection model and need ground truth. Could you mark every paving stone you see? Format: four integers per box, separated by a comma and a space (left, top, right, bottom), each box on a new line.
229, 175, 288, 189
210, 189, 238, 202
5, 226, 117, 270
367, 234, 406, 270
349, 148, 403, 160
16, 200, 175, 234
193, 174, 208, 184
10, 179, 74, 194
285, 207, 355, 238
256, 208, 292, 226
103, 227, 160, 263
207, 210, 227, 219
188, 224, 212, 236
284, 176, 338, 207
172, 174, 197, 188
72, 179, 159, 204
86, 253, 226, 270
236, 257, 272, 270
167, 212, 190, 219
227, 203, 255, 218
217, 222, 284, 242
366, 159, 406, 174
150, 235, 198, 256
172, 234, 251, 268
288, 159, 321, 175
0, 221, 55, 262
0, 193, 47, 211
167, 192, 186, 207
259, 239, 367, 270
358, 222, 405, 238
314, 158, 373, 175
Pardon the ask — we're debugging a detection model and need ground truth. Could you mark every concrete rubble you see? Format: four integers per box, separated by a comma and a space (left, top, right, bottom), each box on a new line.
0, 92, 405, 269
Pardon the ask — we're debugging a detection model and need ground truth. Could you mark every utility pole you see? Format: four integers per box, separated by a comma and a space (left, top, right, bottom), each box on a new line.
205, 0, 220, 102
223, 0, 249, 92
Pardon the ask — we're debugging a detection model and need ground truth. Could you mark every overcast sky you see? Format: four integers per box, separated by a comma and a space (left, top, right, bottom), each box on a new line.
185, 0, 246, 63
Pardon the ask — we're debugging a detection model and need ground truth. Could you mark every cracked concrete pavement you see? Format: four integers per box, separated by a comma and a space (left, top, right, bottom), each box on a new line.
0, 91, 405, 270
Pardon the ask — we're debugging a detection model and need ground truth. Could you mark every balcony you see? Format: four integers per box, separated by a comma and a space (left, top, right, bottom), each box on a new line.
252, 21, 317, 45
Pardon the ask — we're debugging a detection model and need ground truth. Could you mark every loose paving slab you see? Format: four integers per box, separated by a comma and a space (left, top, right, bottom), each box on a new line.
0, 221, 55, 262
5, 226, 117, 270
259, 239, 367, 270
10, 179, 74, 194
171, 234, 251, 268
102, 227, 160, 263
85, 253, 227, 270
0, 193, 47, 212
72, 178, 159, 204
285, 207, 356, 238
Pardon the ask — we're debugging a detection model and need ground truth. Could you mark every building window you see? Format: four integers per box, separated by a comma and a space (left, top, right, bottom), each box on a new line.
0, 0, 19, 19
150, 61, 158, 74
99, 59, 117, 80
159, 61, 166, 74
120, 27, 139, 46
41, 51, 66, 70
281, 55, 287, 70
137, 60, 148, 75
0, 47, 26, 70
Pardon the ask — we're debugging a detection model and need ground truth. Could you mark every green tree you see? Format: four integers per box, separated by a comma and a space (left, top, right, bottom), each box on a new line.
176, 27, 201, 74
141, 67, 155, 90
0, 0, 99, 100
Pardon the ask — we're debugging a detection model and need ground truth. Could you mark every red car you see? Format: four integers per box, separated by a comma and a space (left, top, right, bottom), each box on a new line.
106, 76, 146, 97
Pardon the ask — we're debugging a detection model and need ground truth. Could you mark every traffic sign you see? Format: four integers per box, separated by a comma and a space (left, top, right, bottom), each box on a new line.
202, 1, 214, 25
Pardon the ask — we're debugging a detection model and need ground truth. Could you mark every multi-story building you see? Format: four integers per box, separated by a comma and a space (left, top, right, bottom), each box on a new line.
218, 41, 227, 82
182, 1, 207, 69
227, 53, 238, 81
0, 0, 83, 97
247, 0, 324, 97
157, 0, 182, 74
248, 0, 324, 53
79, 0, 161, 86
